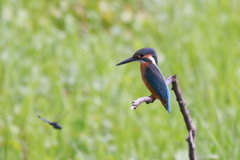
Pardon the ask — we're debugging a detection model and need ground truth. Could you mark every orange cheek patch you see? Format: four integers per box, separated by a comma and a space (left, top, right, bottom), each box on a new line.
143, 55, 151, 58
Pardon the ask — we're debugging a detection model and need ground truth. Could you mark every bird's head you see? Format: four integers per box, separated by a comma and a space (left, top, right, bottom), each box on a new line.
116, 48, 158, 66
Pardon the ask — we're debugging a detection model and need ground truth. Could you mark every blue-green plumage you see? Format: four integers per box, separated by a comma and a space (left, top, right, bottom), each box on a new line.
145, 63, 170, 112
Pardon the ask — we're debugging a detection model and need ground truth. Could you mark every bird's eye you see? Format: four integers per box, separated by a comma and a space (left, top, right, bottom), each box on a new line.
135, 54, 144, 58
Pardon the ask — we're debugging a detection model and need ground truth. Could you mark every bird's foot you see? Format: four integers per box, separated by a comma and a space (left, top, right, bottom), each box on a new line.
146, 95, 156, 104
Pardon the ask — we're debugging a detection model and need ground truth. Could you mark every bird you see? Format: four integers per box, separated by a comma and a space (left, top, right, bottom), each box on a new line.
116, 48, 170, 113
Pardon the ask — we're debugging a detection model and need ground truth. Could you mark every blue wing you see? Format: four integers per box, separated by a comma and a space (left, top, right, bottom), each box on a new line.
145, 63, 170, 112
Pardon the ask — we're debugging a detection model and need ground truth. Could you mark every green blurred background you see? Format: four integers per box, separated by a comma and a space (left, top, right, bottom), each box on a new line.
1, 0, 240, 159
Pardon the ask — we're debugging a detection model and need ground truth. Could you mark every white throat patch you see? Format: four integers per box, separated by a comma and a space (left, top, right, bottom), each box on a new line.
148, 56, 157, 65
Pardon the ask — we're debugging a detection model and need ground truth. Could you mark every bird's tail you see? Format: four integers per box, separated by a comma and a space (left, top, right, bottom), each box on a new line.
166, 87, 170, 113
159, 99, 170, 113
165, 102, 170, 113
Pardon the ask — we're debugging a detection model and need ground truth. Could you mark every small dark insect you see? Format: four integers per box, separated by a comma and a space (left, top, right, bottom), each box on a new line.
37, 112, 68, 130
38, 116, 62, 129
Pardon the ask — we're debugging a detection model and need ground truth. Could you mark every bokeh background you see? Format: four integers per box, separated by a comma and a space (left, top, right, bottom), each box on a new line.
1, 0, 240, 159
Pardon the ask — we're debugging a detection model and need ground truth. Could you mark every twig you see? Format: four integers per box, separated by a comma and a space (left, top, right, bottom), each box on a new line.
131, 95, 155, 110
131, 74, 197, 160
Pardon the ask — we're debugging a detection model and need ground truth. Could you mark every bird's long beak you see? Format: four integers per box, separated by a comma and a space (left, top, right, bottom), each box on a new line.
116, 57, 136, 66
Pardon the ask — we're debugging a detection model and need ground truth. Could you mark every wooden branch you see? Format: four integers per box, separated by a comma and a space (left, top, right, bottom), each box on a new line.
131, 95, 155, 110
131, 74, 197, 160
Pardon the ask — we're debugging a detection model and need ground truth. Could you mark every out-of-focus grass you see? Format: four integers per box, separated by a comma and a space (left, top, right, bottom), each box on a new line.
1, 0, 240, 159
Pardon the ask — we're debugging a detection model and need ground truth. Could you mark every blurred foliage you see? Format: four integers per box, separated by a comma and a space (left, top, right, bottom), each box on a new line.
1, 0, 240, 159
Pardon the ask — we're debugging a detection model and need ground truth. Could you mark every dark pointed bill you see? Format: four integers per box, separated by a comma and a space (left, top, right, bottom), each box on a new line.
116, 57, 136, 66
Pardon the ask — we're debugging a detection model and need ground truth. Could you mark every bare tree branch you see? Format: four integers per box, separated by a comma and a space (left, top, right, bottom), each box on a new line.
131, 95, 155, 110
131, 74, 197, 160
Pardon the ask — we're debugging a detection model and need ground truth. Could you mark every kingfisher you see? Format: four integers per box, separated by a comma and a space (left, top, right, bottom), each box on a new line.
116, 48, 170, 113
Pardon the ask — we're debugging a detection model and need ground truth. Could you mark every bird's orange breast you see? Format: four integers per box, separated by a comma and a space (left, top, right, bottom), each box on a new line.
140, 63, 159, 99
140, 63, 168, 107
